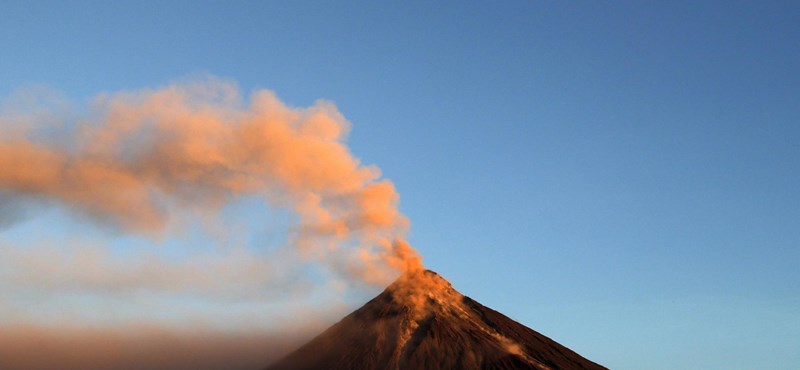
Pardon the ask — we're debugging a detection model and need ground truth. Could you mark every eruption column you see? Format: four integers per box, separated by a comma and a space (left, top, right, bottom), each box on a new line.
0, 78, 423, 284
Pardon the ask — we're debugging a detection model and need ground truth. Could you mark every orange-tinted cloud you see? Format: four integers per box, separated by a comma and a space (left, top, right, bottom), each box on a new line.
0, 77, 422, 283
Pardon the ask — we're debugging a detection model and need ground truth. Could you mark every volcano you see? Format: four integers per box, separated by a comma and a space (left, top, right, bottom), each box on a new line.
266, 270, 607, 370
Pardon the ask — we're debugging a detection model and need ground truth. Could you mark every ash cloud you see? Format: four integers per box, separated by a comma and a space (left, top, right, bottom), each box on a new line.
0, 77, 422, 284
0, 77, 426, 369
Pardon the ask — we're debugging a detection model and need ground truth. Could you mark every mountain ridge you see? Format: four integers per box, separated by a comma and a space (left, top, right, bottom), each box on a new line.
266, 270, 607, 370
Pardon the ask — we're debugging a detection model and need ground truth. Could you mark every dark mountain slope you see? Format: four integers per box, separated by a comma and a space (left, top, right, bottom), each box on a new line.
267, 270, 606, 370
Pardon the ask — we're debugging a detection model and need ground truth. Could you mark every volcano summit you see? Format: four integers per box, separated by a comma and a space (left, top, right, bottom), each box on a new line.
266, 270, 606, 370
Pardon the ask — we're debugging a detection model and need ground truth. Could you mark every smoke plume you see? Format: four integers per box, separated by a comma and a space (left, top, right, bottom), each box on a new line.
0, 77, 427, 369
0, 77, 423, 284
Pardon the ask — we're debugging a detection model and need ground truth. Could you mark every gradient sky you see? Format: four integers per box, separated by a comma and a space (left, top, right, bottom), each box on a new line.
1, 1, 799, 369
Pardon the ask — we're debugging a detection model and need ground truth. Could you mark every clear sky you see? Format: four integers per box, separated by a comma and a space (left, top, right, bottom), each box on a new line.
1, 1, 799, 369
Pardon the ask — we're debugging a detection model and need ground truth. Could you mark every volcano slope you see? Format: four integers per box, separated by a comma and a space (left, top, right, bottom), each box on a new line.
266, 270, 607, 370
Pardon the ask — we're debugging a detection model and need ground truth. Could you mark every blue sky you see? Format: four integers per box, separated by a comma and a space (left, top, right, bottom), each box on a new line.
1, 1, 799, 369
